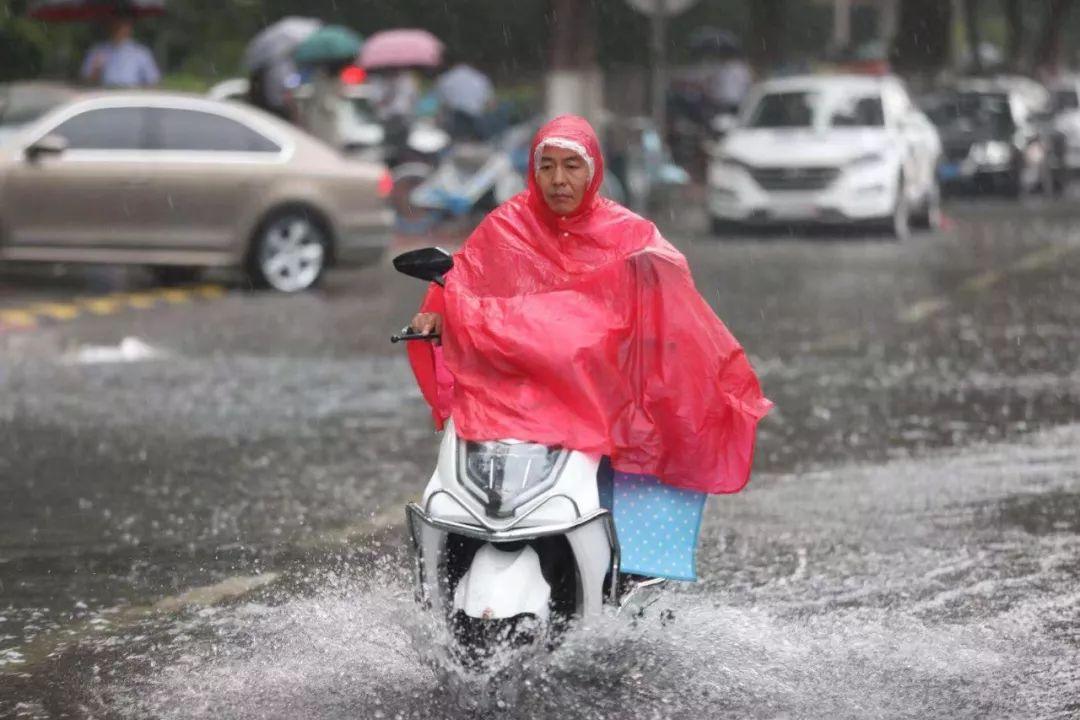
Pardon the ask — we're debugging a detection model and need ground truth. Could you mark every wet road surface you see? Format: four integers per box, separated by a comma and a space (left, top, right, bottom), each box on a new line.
1, 198, 1079, 718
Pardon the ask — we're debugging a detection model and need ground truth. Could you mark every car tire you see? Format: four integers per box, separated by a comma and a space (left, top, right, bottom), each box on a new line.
149, 265, 202, 286
1007, 148, 1042, 198
1051, 166, 1070, 196
911, 179, 942, 231
1039, 158, 1056, 196
247, 207, 330, 293
710, 216, 740, 237
1001, 150, 1026, 198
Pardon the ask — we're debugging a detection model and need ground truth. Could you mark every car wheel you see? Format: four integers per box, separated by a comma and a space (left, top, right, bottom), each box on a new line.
710, 216, 741, 237
911, 178, 942, 231
1003, 151, 1031, 198
1039, 157, 1056, 196
149, 265, 202, 286
248, 207, 329, 293
1052, 166, 1070, 196
1011, 147, 1044, 197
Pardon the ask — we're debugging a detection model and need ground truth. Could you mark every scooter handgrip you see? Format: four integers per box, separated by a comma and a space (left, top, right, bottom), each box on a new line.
391, 332, 441, 343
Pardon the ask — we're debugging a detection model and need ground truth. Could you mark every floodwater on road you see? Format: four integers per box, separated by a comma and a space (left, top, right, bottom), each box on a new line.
2, 200, 1080, 717
8, 424, 1079, 720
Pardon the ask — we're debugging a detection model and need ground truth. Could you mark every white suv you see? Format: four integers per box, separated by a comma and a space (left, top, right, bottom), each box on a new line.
707, 74, 942, 239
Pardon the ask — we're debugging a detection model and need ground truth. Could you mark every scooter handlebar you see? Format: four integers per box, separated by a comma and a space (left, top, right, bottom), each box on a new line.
390, 327, 441, 343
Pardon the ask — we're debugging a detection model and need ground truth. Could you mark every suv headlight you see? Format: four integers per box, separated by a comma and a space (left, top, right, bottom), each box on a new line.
970, 141, 1012, 166
458, 440, 568, 518
715, 152, 752, 171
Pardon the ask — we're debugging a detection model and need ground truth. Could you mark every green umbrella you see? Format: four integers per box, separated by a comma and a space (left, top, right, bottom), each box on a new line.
293, 25, 363, 66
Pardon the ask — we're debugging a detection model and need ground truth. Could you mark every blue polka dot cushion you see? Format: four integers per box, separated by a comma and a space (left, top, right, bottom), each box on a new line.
611, 472, 706, 581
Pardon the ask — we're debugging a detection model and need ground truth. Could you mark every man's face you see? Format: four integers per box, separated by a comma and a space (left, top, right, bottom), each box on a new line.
110, 18, 134, 42
536, 145, 590, 215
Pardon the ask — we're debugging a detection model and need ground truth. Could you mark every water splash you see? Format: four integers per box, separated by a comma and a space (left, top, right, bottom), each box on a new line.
95, 565, 1069, 720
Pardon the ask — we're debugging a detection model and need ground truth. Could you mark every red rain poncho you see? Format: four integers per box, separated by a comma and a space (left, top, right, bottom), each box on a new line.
407, 115, 772, 494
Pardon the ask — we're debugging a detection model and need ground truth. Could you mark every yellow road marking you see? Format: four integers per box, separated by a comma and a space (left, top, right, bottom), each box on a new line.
119, 291, 159, 309
153, 573, 279, 613
895, 243, 1079, 329
1012, 244, 1074, 272
959, 270, 1003, 293
193, 284, 226, 299
159, 288, 193, 304
79, 297, 123, 315
810, 329, 861, 351
31, 302, 81, 320
0, 309, 38, 328
0, 283, 227, 331
897, 297, 950, 324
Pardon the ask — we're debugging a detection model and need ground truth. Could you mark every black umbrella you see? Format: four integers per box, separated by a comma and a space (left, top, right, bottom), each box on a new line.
688, 27, 742, 58
28, 0, 165, 22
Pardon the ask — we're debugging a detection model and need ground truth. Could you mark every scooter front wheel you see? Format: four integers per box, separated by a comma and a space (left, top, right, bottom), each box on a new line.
448, 610, 546, 671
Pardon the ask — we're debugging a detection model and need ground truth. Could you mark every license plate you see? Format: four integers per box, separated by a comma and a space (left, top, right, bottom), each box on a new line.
772, 205, 818, 219
938, 162, 962, 181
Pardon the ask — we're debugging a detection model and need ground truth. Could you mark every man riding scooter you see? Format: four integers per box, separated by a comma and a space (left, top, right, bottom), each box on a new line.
399, 115, 772, 649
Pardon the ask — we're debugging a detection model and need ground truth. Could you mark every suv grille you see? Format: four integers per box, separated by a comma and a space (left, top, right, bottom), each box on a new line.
749, 165, 840, 191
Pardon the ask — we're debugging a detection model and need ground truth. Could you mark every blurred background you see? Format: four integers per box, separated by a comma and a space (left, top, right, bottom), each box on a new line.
3, 2, 1080, 719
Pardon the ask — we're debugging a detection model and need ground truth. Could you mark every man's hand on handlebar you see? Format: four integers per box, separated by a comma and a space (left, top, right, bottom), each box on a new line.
410, 312, 443, 338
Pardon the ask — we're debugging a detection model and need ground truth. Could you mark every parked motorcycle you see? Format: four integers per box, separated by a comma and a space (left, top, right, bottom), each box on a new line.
404, 122, 536, 233
390, 247, 666, 677
383, 119, 453, 233
402, 121, 619, 233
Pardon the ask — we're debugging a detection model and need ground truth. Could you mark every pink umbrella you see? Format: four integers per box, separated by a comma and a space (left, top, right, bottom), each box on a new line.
360, 29, 444, 69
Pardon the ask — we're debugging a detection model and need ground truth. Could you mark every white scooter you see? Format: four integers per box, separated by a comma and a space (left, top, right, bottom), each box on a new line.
391, 248, 663, 669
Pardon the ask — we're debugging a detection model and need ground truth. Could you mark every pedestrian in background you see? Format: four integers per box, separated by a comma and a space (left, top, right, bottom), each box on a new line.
80, 13, 161, 88
250, 58, 300, 122
435, 59, 494, 140
370, 68, 421, 124
701, 49, 752, 115
299, 62, 350, 149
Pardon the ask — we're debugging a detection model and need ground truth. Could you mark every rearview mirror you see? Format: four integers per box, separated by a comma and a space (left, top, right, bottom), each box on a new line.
25, 134, 68, 162
393, 246, 453, 286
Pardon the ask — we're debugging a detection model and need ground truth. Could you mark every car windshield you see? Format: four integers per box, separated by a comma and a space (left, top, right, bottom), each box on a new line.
746, 91, 818, 128
1054, 89, 1080, 111
746, 89, 884, 129
927, 92, 1015, 134
829, 94, 885, 127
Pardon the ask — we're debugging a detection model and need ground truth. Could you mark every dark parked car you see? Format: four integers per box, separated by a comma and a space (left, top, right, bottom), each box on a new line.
926, 82, 1062, 196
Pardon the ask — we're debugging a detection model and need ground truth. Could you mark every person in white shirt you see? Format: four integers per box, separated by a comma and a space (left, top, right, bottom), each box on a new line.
80, 15, 161, 88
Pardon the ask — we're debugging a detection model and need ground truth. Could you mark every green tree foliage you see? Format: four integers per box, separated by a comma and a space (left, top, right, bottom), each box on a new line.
5, 0, 1077, 85
890, 0, 952, 75
0, 0, 836, 84
0, 1, 50, 81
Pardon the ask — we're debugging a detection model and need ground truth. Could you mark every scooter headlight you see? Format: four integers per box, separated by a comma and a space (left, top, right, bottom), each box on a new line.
458, 440, 568, 518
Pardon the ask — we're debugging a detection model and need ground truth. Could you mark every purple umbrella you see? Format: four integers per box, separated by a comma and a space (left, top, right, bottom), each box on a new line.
28, 0, 165, 21
360, 29, 443, 70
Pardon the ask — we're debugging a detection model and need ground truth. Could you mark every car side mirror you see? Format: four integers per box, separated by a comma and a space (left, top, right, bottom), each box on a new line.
25, 134, 68, 162
393, 246, 454, 286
